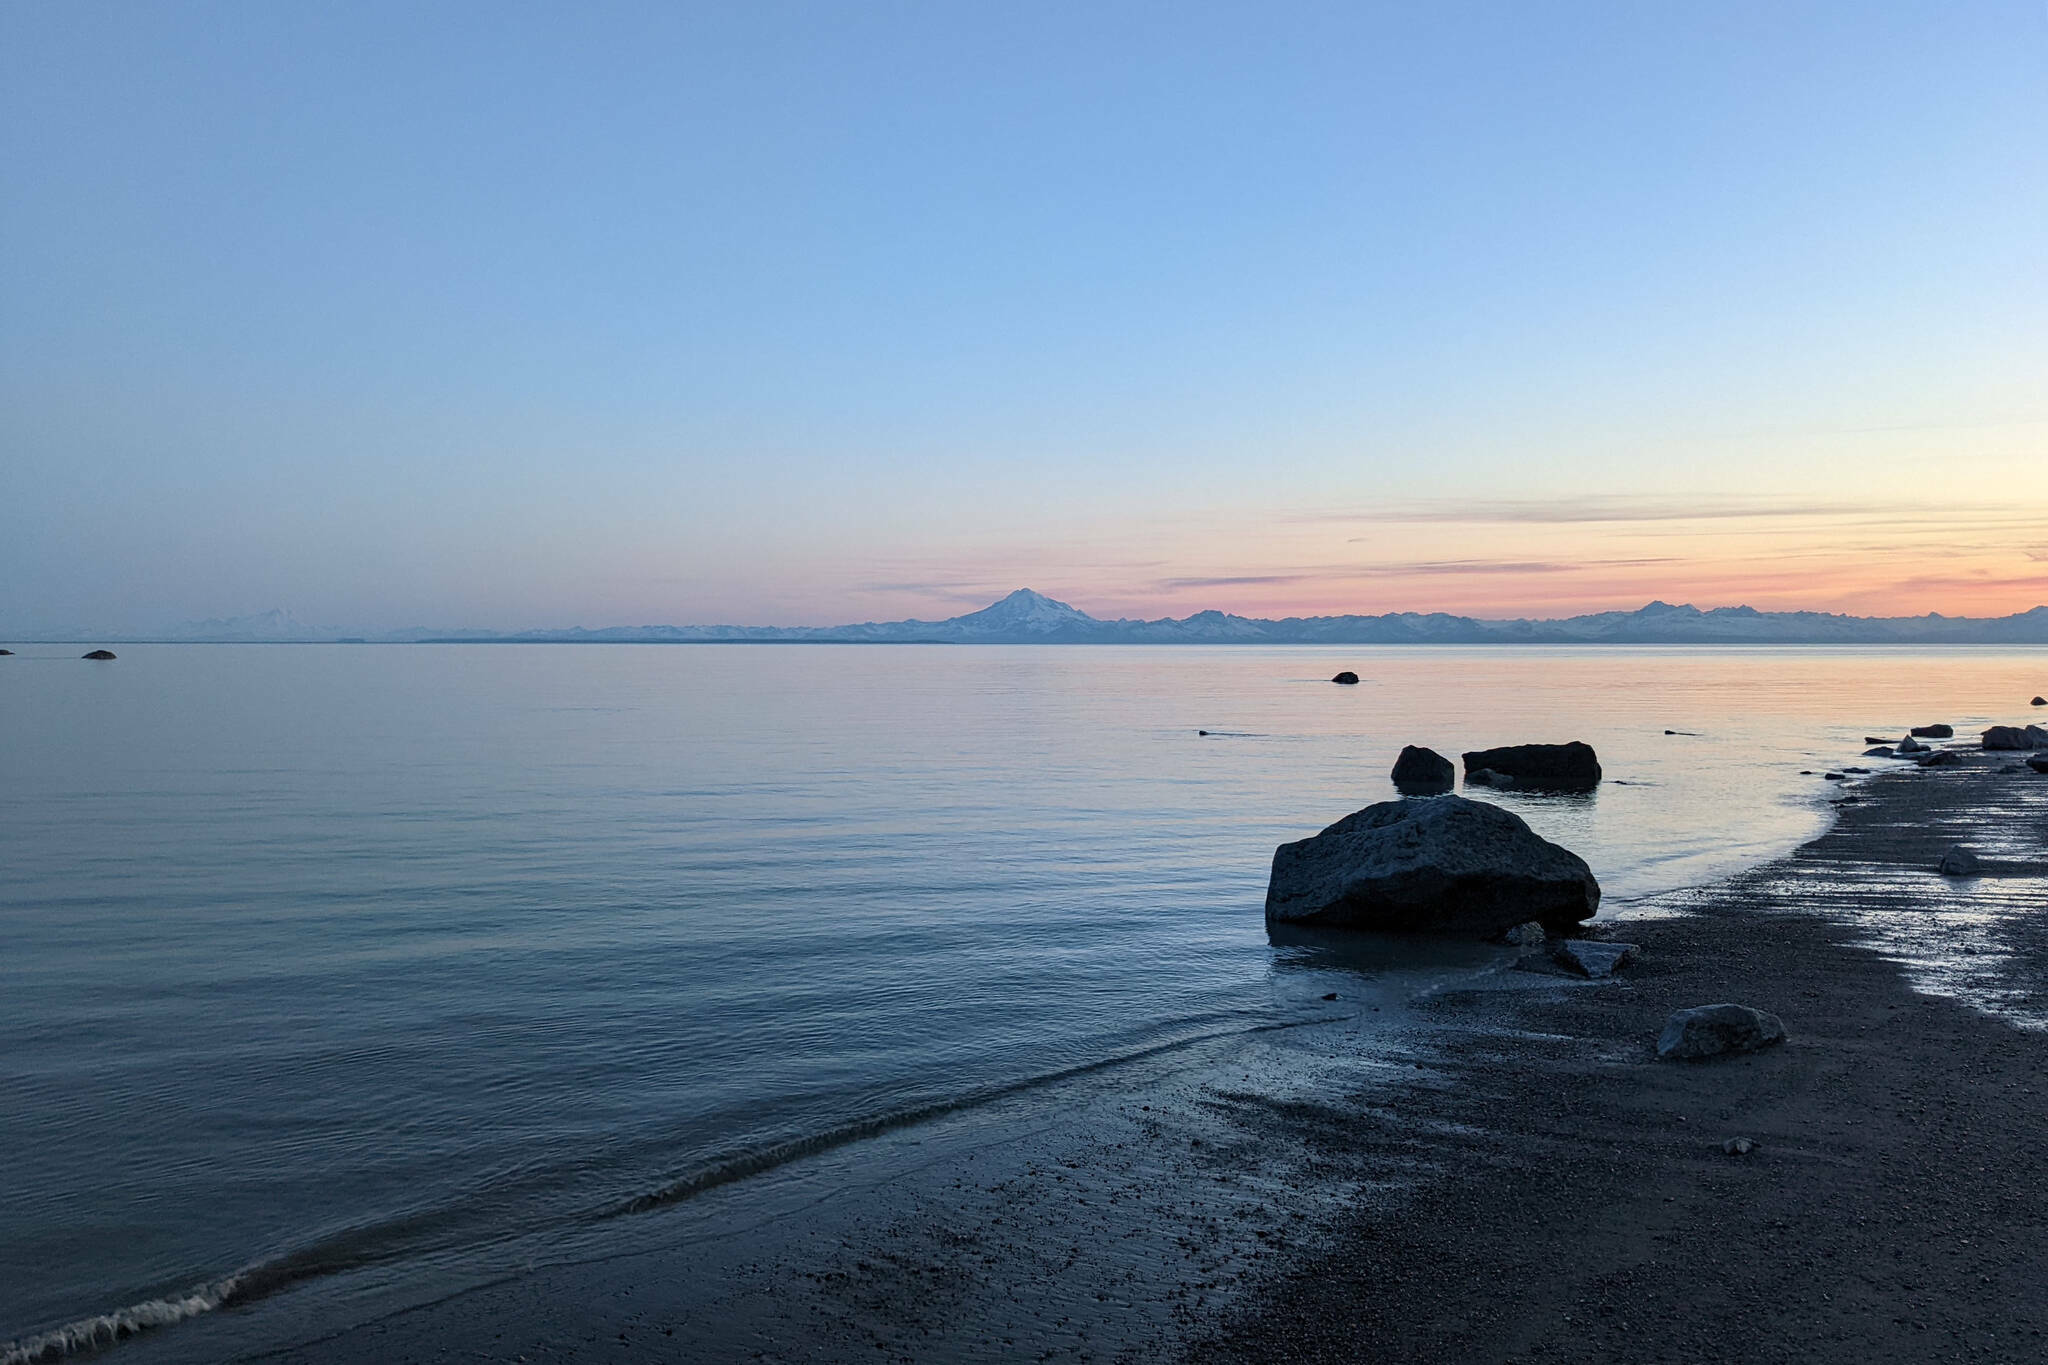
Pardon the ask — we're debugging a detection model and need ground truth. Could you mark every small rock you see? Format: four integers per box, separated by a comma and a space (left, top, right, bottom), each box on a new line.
2030, 756, 2048, 774
1657, 1004, 1787, 1061
1723, 1136, 1756, 1157
1501, 921, 1546, 947
2032, 696, 2046, 706
1390, 744, 1456, 793
1331, 671, 1360, 685
1822, 772, 1846, 781
81, 649, 116, 660
1197, 729, 1209, 735
1843, 767, 1870, 774
1321, 992, 1338, 1001
0, 648, 14, 656
1466, 767, 1516, 789
1551, 940, 1639, 978
1999, 764, 2026, 774
1862, 747, 1895, 758
1918, 751, 1961, 767
1910, 723, 1953, 738
1939, 846, 1981, 877
1862, 736, 1894, 745
1896, 736, 1929, 754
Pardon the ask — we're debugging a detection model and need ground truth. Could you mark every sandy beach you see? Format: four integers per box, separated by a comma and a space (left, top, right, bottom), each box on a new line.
108, 747, 2046, 1365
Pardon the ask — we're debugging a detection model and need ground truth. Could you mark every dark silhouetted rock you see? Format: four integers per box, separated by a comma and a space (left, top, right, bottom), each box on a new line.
0, 649, 13, 655
1657, 1004, 1787, 1060
1390, 745, 1456, 793
1896, 736, 1929, 754
1320, 992, 1337, 1001
2033, 696, 2046, 706
2030, 725, 2048, 747
1982, 726, 2037, 751
2029, 756, 2048, 774
81, 650, 116, 660
1466, 768, 1515, 789
1501, 920, 1545, 946
1844, 767, 1870, 774
1331, 671, 1360, 685
1911, 723, 1953, 738
1939, 846, 1981, 876
1723, 1136, 1756, 1156
1265, 795, 1600, 936
1863, 746, 1895, 758
1551, 940, 1639, 978
1863, 736, 1895, 746
1459, 741, 1601, 792
1918, 751, 1961, 767
1822, 772, 1846, 781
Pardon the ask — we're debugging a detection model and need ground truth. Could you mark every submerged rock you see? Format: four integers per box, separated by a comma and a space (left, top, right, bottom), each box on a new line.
1459, 741, 1601, 793
1982, 726, 2037, 751
1939, 846, 1982, 877
1551, 939, 1639, 978
1265, 795, 1600, 936
81, 649, 116, 660
1657, 1004, 1787, 1061
1331, 671, 1360, 685
1911, 723, 1954, 738
1465, 767, 1515, 789
1390, 745, 1456, 793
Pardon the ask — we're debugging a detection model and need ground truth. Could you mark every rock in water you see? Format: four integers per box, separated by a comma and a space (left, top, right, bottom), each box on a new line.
2033, 696, 2046, 706
1939, 846, 1981, 877
1862, 736, 1895, 745
1390, 744, 1456, 793
1459, 741, 1601, 792
1896, 736, 1929, 754
1911, 723, 1954, 738
2029, 725, 2048, 747
1982, 726, 2036, 751
1551, 940, 1639, 978
1331, 671, 1360, 685
1265, 795, 1600, 936
81, 649, 116, 660
1918, 751, 1961, 767
1863, 746, 1895, 758
1465, 768, 1515, 789
1657, 1004, 1787, 1060
2029, 756, 2048, 774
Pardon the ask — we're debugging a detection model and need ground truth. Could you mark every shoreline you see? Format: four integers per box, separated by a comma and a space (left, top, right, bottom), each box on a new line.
49, 745, 2048, 1364
1196, 748, 2048, 1363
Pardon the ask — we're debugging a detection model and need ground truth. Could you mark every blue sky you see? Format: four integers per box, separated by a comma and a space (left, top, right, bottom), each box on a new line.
4, 1, 2045, 632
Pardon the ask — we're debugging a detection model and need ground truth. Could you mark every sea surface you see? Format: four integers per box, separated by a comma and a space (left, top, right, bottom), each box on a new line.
3, 643, 2043, 1359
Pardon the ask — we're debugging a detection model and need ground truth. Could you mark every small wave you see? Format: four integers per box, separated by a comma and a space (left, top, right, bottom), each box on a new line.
1, 1278, 239, 1365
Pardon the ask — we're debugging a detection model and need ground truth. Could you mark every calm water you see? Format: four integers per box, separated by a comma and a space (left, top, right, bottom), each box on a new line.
3, 643, 2044, 1357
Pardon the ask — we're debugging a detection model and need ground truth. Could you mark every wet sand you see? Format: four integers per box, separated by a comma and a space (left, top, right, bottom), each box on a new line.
1197, 751, 2048, 1364
128, 751, 2047, 1365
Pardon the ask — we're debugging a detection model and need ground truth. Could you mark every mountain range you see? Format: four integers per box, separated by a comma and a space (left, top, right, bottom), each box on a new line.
45, 589, 2048, 645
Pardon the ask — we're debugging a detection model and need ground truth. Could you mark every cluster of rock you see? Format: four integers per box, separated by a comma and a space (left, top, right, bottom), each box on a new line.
1982, 724, 2048, 751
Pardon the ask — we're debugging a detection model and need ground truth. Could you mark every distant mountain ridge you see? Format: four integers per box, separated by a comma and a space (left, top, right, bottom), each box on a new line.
27, 589, 2048, 645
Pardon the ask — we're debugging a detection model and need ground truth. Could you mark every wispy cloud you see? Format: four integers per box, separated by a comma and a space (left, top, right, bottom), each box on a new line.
1155, 574, 1313, 589
1310, 496, 1979, 526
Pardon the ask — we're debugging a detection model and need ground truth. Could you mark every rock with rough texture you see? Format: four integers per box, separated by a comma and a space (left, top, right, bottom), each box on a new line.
1265, 795, 1600, 935
1551, 940, 1639, 978
1501, 921, 1545, 947
1723, 1136, 1756, 1157
1331, 671, 1360, 685
1896, 736, 1929, 754
1982, 726, 2036, 751
1657, 1004, 1787, 1061
1459, 741, 1601, 793
1939, 846, 1981, 877
81, 650, 116, 660
1918, 751, 1961, 767
1390, 745, 1456, 793
1911, 723, 1954, 738
1863, 746, 1895, 758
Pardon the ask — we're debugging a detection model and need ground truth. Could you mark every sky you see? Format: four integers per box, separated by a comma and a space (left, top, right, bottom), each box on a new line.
4, 1, 2046, 634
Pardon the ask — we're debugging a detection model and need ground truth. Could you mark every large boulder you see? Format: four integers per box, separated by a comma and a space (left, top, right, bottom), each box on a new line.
1657, 1004, 1787, 1060
1911, 723, 1954, 739
1460, 741, 1601, 792
1982, 726, 2037, 751
1265, 795, 1599, 935
1390, 745, 1456, 793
